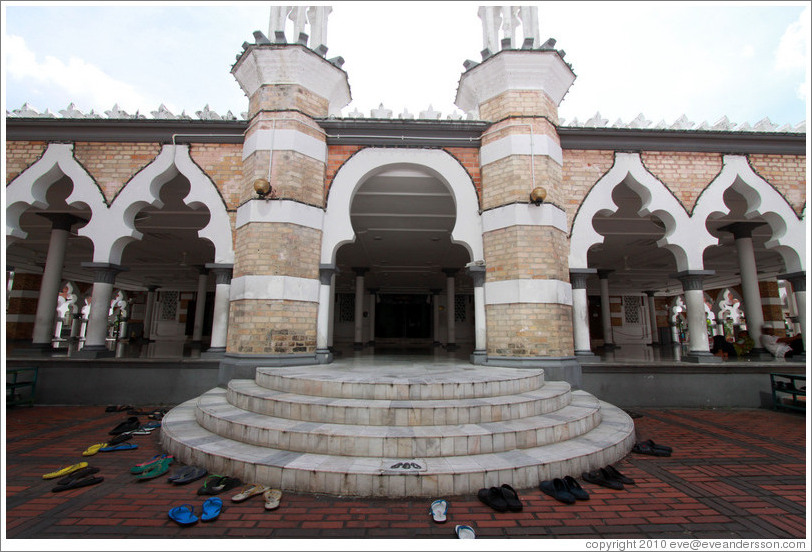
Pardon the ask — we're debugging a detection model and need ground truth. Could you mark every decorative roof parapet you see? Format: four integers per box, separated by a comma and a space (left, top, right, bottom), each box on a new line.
559, 112, 805, 134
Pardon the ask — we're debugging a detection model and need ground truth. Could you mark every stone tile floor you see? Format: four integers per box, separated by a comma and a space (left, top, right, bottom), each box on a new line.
3, 404, 807, 541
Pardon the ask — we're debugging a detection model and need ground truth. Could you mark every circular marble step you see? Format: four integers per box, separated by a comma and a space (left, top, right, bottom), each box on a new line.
160, 392, 635, 497
196, 387, 601, 457
227, 378, 571, 426
254, 365, 545, 400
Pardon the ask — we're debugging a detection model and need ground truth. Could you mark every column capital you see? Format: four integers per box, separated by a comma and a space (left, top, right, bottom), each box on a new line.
717, 221, 766, 240
145, 285, 159, 292
429, 288, 442, 294
368, 287, 379, 294
319, 264, 338, 285
81, 262, 127, 284
206, 264, 234, 286
644, 290, 657, 297
596, 269, 614, 280
467, 265, 486, 288
777, 271, 806, 292
671, 270, 715, 291
352, 267, 368, 277
37, 213, 86, 232
570, 268, 597, 290
442, 268, 459, 278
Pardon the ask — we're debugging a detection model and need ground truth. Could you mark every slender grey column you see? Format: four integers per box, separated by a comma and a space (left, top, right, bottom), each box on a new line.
645, 290, 660, 345
597, 269, 616, 350
571, 269, 597, 357
443, 269, 458, 351
32, 215, 76, 348
69, 307, 82, 341
191, 268, 209, 344
719, 222, 767, 353
206, 264, 233, 353
368, 288, 378, 346
316, 264, 337, 362
468, 265, 487, 363
327, 272, 336, 350
81, 263, 126, 352
430, 288, 442, 346
143, 286, 158, 341
673, 270, 720, 363
352, 267, 367, 350
778, 271, 806, 349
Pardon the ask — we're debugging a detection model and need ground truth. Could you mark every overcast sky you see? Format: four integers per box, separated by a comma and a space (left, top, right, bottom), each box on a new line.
3, 1, 810, 128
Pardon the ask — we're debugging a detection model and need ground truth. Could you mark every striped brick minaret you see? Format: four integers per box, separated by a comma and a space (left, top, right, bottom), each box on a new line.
456, 44, 579, 382
224, 38, 350, 381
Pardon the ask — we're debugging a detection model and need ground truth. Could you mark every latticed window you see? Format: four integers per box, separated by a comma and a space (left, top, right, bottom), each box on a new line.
338, 293, 355, 322
159, 291, 178, 321
623, 296, 640, 324
455, 295, 467, 322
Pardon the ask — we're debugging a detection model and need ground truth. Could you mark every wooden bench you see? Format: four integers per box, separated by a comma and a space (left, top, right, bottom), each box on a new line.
770, 372, 806, 412
6, 367, 38, 407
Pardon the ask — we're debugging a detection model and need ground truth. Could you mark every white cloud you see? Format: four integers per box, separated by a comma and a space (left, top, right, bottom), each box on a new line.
774, 6, 810, 72
5, 34, 157, 113
741, 45, 755, 58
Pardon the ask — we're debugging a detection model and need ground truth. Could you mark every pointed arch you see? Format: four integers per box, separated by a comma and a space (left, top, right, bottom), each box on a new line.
569, 152, 712, 271
694, 155, 806, 272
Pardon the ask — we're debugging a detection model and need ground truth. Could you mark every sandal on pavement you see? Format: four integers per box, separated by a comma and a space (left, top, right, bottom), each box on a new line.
168, 504, 198, 526
56, 466, 100, 486
632, 442, 671, 457
639, 439, 673, 453
539, 478, 576, 504
430, 499, 449, 523
134, 457, 173, 481
106, 433, 133, 446
455, 525, 476, 539
582, 468, 624, 490
500, 484, 523, 512
263, 489, 283, 510
82, 443, 107, 457
130, 454, 172, 474
52, 474, 103, 493
198, 475, 226, 495
231, 484, 270, 502
42, 462, 88, 480
99, 443, 138, 452
109, 416, 141, 435
171, 466, 208, 485
201, 497, 223, 522
212, 476, 242, 494
477, 486, 508, 512
562, 476, 590, 500
604, 465, 635, 485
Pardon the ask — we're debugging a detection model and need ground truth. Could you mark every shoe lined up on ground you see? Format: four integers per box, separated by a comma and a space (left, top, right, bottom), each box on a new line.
231, 484, 270, 502
582, 465, 636, 490
263, 488, 282, 510
430, 499, 448, 523
539, 477, 578, 504
108, 416, 142, 435
477, 484, 523, 512
455, 524, 476, 539
168, 465, 208, 485
42, 462, 88, 480
197, 474, 242, 496
632, 440, 673, 456
51, 466, 103, 492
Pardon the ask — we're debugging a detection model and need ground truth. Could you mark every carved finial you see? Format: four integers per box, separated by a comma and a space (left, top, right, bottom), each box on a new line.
151, 104, 175, 119
347, 107, 364, 118
399, 108, 414, 120
628, 113, 652, 129
370, 103, 392, 118
419, 105, 441, 119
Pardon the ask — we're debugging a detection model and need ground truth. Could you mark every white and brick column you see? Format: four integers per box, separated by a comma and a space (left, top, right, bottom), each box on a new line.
205, 264, 233, 355
316, 264, 337, 363
468, 265, 487, 363
570, 269, 597, 358
674, 270, 720, 363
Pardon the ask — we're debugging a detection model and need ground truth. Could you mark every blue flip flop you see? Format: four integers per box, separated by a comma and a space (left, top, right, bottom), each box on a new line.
99, 443, 138, 452
200, 497, 223, 522
168, 504, 198, 526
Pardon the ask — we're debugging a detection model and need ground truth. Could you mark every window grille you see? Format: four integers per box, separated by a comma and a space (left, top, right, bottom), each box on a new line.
623, 296, 640, 324
455, 295, 466, 322
159, 291, 178, 321
338, 293, 355, 322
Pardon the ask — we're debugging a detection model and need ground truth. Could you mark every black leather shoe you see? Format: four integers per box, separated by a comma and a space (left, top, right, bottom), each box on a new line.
562, 476, 590, 500
500, 484, 523, 511
539, 478, 576, 504
582, 468, 624, 490
604, 465, 635, 485
477, 486, 508, 512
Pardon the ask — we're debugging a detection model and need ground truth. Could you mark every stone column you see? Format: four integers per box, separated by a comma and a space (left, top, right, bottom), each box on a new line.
31, 215, 77, 349
597, 270, 617, 351
327, 271, 336, 351
430, 288, 442, 346
674, 270, 720, 363
720, 223, 767, 354
143, 285, 158, 341
206, 264, 233, 354
353, 267, 367, 350
316, 264, 337, 363
192, 268, 208, 344
368, 288, 378, 346
778, 271, 806, 349
571, 269, 597, 358
222, 36, 350, 382
69, 308, 82, 341
645, 290, 660, 345
443, 269, 458, 351
77, 263, 125, 357
468, 265, 487, 363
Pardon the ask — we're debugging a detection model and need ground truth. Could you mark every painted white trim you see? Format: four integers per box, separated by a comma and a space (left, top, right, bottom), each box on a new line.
243, 128, 327, 163
480, 134, 563, 167
484, 278, 572, 305
482, 203, 567, 233
236, 199, 324, 230
230, 275, 320, 302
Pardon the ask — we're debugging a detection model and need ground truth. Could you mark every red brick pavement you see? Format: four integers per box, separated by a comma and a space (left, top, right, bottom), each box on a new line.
3, 405, 807, 541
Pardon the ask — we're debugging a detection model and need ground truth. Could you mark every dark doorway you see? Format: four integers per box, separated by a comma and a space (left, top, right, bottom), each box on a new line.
376, 294, 431, 338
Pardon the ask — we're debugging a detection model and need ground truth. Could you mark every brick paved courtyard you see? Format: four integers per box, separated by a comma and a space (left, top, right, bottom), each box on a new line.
3, 404, 807, 542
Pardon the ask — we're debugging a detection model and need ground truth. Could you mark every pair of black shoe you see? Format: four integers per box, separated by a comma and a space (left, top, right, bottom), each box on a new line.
582, 465, 635, 490
632, 439, 673, 457
477, 484, 523, 512
197, 475, 242, 496
52, 466, 103, 492
109, 416, 142, 435
539, 476, 589, 504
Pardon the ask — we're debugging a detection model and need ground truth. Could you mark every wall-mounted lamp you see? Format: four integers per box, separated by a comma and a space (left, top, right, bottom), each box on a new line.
254, 178, 272, 200
530, 186, 547, 206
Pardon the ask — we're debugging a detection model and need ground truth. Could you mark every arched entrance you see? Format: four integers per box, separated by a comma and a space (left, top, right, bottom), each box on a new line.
320, 148, 484, 355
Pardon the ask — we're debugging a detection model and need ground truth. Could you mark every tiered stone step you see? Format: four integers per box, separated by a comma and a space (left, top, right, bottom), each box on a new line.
161, 365, 635, 497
